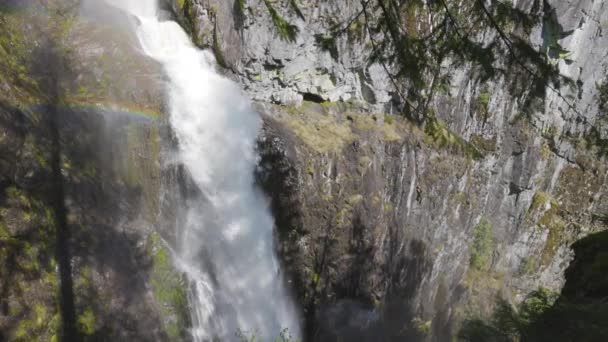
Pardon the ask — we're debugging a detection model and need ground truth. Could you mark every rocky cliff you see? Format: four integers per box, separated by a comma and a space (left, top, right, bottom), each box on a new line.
0, 2, 190, 340
1, 0, 607, 341
167, 0, 608, 340
164, 0, 395, 108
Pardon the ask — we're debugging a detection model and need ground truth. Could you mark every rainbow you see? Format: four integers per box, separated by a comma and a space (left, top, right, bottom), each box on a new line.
64, 101, 163, 122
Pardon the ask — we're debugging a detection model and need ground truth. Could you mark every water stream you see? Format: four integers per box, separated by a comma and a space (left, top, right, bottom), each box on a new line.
106, 1, 300, 340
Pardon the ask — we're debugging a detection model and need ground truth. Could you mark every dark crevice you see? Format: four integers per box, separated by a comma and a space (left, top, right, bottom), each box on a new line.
234, 0, 246, 31
263, 63, 283, 71
301, 92, 325, 103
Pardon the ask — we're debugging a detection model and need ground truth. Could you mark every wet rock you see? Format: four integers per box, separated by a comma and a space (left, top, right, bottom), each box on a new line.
256, 101, 608, 341
166, 0, 394, 109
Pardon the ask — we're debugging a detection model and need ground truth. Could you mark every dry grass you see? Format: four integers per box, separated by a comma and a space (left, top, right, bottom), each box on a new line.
279, 102, 404, 153
282, 107, 356, 153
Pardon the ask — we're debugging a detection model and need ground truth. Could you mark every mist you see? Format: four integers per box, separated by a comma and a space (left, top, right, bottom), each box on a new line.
91, 0, 302, 340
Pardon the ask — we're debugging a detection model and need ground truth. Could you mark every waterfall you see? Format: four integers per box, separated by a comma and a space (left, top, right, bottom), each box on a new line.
106, 1, 300, 340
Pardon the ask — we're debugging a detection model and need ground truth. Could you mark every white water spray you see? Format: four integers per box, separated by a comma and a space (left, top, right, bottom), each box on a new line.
107, 1, 300, 340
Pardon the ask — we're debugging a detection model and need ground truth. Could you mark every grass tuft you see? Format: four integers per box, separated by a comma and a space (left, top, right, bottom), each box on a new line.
264, 0, 298, 42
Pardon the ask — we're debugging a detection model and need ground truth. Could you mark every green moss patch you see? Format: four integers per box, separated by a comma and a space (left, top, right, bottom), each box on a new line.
470, 134, 497, 153
520, 256, 539, 275
529, 191, 556, 213
149, 233, 190, 340
0, 9, 43, 106
539, 204, 567, 265
123, 123, 161, 222
264, 0, 299, 42
424, 117, 483, 159
77, 308, 96, 336
278, 102, 405, 153
470, 218, 494, 271
281, 105, 356, 153
598, 78, 608, 117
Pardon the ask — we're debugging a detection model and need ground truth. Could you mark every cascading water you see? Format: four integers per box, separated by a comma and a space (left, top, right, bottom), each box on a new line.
106, 1, 301, 340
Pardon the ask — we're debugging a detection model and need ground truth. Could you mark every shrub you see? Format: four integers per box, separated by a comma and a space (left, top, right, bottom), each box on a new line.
470, 218, 494, 270
264, 0, 298, 42
598, 79, 608, 117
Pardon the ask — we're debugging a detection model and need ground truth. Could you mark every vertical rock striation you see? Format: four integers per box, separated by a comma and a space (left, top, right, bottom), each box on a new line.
166, 0, 608, 340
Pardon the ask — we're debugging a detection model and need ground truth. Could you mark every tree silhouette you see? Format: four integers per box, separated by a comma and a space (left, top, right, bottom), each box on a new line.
324, 0, 574, 124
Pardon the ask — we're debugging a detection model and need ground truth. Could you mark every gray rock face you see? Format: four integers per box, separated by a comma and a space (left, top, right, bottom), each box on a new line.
167, 0, 608, 340
433, 0, 608, 160
169, 0, 608, 138
166, 0, 395, 109
257, 101, 607, 341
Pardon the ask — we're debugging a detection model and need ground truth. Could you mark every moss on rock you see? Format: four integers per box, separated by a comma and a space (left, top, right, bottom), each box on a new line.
123, 122, 161, 223
277, 101, 406, 154
470, 218, 494, 271
149, 233, 190, 340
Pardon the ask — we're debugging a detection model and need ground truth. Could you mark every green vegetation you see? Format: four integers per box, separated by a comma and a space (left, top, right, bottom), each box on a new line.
470, 218, 494, 271
475, 91, 492, 121
529, 191, 555, 212
281, 103, 355, 153
347, 194, 364, 205
288, 0, 304, 20
470, 134, 497, 153
536, 199, 566, 265
411, 317, 432, 335
597, 78, 608, 117
25, 134, 50, 168
335, 195, 364, 227
477, 92, 491, 107
582, 126, 608, 158
1, 183, 60, 340
178, 0, 197, 38
312, 272, 320, 287
13, 303, 61, 342
463, 231, 608, 341
0, 9, 41, 105
213, 25, 228, 68
384, 114, 395, 125
542, 11, 571, 62
323, 0, 570, 124
0, 3, 167, 341
0, 1, 164, 116
235, 0, 246, 19
315, 34, 338, 59
459, 288, 557, 342
77, 308, 96, 335
149, 233, 190, 340
425, 116, 483, 159
519, 257, 539, 275
264, 0, 299, 42
460, 287, 608, 341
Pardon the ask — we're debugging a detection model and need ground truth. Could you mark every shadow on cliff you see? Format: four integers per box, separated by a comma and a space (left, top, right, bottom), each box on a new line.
29, 30, 79, 341
459, 230, 608, 342
311, 215, 433, 342
0, 96, 80, 342
0, 8, 165, 341
256, 117, 437, 342
0, 75, 165, 342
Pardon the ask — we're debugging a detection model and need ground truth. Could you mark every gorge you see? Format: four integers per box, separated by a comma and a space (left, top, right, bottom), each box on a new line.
120, 0, 301, 339
0, 0, 607, 341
